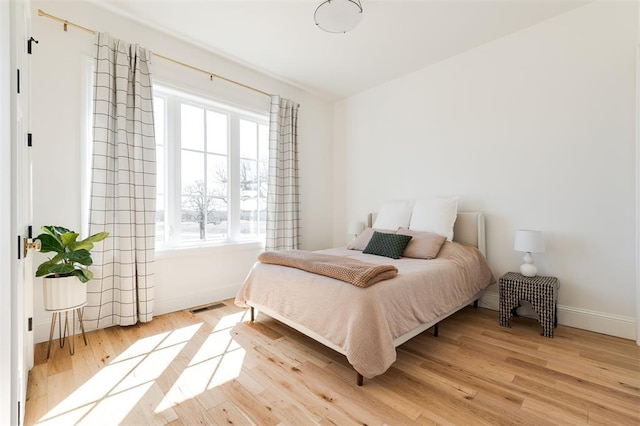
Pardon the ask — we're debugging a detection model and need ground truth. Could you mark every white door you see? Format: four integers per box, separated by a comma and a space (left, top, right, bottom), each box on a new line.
6, 0, 33, 424
0, 2, 13, 424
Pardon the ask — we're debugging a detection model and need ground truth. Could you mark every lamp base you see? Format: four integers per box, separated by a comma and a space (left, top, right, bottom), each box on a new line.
520, 263, 537, 277
520, 252, 537, 277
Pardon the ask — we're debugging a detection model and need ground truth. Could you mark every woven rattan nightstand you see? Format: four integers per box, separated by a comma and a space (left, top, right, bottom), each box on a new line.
499, 272, 559, 338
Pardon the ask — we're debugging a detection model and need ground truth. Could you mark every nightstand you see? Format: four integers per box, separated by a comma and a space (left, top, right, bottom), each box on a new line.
499, 272, 559, 338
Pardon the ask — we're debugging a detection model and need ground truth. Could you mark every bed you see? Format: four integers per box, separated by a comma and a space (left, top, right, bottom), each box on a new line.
235, 211, 494, 385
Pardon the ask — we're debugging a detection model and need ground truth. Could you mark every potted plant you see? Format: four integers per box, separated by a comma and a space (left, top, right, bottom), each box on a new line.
35, 226, 109, 311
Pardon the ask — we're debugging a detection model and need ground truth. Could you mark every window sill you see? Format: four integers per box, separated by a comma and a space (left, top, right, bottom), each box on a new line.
155, 240, 264, 259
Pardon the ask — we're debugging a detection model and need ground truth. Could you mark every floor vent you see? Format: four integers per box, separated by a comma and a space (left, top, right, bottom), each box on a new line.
190, 303, 225, 314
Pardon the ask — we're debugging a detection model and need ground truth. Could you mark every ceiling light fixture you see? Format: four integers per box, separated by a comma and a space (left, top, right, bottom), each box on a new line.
314, 0, 363, 34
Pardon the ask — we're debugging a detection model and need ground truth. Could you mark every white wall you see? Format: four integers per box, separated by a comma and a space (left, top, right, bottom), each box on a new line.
334, 1, 638, 339
30, 0, 334, 343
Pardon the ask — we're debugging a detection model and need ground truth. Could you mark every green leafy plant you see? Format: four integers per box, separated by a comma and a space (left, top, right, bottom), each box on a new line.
35, 226, 109, 283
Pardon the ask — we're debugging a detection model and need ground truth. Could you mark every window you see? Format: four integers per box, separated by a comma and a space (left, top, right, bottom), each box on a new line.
154, 86, 269, 248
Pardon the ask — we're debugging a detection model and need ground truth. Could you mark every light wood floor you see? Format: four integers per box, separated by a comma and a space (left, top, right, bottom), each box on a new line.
26, 300, 640, 425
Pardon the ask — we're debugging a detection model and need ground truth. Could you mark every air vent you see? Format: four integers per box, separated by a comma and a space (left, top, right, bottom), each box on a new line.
190, 303, 225, 314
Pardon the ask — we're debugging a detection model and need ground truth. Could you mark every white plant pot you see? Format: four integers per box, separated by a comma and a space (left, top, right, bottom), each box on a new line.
42, 276, 87, 312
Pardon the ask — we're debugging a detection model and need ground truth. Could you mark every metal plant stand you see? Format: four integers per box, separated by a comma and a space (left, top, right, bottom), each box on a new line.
47, 306, 88, 358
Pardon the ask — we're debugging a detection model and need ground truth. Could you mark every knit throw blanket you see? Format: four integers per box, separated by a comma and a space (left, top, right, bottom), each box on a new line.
258, 250, 398, 288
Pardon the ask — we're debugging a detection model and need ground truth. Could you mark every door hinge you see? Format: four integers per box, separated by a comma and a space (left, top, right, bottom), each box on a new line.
27, 133, 32, 147
17, 235, 21, 260
16, 69, 20, 94
27, 36, 38, 54
28, 317, 33, 332
28, 225, 33, 239
17, 401, 21, 425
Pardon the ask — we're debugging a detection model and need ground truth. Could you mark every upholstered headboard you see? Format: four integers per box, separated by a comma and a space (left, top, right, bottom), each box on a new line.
452, 212, 486, 258
366, 211, 486, 258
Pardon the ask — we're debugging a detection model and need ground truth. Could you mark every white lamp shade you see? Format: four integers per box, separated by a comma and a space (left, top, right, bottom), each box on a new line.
314, 0, 363, 33
513, 230, 545, 253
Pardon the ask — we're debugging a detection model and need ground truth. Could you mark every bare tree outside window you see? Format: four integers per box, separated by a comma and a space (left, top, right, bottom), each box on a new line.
181, 180, 226, 240
181, 161, 266, 240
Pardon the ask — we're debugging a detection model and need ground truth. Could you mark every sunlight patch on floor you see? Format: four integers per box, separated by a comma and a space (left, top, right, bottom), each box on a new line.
207, 347, 245, 389
74, 381, 155, 425
190, 328, 242, 365
155, 312, 247, 412
213, 310, 247, 332
35, 322, 203, 425
34, 402, 94, 426
111, 330, 172, 363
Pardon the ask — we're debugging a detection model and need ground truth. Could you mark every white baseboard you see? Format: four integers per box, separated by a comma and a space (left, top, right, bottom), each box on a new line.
478, 291, 499, 310
557, 305, 637, 340
479, 291, 637, 340
35, 287, 637, 344
34, 283, 242, 344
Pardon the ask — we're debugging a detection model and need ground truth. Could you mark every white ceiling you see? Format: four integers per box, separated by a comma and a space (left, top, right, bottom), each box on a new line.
98, 0, 589, 100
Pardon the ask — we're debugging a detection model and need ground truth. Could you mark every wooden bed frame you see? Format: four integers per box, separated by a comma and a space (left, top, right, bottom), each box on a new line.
249, 211, 488, 386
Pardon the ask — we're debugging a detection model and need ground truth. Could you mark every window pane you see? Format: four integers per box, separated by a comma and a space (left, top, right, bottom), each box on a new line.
258, 124, 268, 162
181, 104, 204, 151
181, 195, 204, 242
258, 161, 268, 200
156, 145, 166, 243
207, 154, 228, 240
207, 111, 227, 155
181, 150, 204, 191
154, 99, 165, 245
181, 151, 205, 242
207, 154, 228, 201
240, 159, 258, 238
206, 197, 227, 240
154, 97, 165, 147
156, 194, 165, 243
240, 159, 257, 193
258, 161, 268, 236
240, 119, 257, 160
156, 146, 165, 197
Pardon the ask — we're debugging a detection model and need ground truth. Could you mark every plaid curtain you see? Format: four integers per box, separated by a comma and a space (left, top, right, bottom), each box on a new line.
265, 96, 300, 251
86, 32, 156, 327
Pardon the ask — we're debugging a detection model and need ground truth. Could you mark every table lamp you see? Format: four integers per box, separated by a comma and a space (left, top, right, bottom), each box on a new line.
348, 221, 365, 240
513, 230, 545, 277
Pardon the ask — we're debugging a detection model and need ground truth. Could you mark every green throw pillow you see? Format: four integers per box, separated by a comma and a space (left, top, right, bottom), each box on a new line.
363, 231, 413, 259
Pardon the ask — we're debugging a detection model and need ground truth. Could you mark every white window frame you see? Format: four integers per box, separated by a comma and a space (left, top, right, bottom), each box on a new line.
154, 84, 269, 250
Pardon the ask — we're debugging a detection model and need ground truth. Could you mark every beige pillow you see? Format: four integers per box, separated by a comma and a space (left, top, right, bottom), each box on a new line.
348, 227, 396, 251
396, 228, 446, 259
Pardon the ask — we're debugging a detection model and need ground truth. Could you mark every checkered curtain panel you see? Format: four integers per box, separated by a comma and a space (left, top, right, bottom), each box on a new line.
86, 32, 156, 328
265, 96, 300, 251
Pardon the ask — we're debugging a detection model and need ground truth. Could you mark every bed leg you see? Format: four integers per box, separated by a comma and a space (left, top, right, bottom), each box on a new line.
433, 323, 439, 337
250, 307, 255, 322
357, 373, 364, 387
473, 299, 479, 309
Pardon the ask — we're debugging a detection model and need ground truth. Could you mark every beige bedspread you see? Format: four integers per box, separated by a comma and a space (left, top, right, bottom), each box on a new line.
258, 250, 398, 288
235, 242, 494, 379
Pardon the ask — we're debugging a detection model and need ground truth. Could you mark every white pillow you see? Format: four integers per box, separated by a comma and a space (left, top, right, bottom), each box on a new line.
409, 197, 459, 242
372, 200, 412, 230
